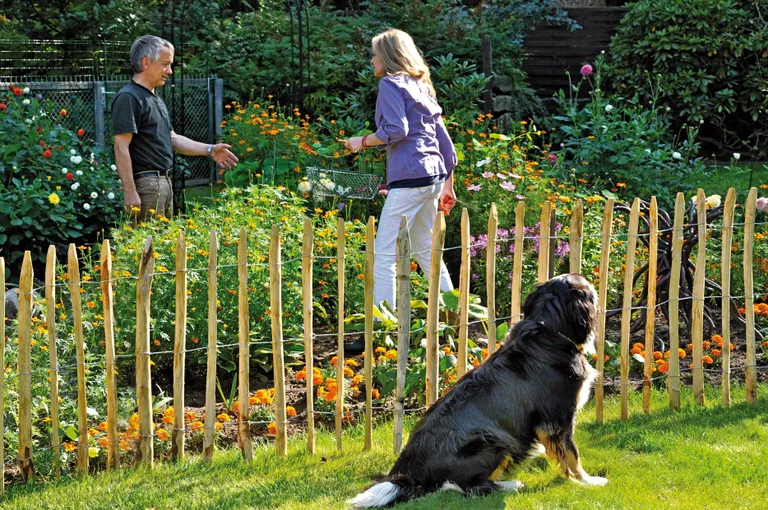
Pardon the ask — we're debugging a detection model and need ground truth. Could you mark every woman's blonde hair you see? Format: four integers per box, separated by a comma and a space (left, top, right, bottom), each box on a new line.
372, 29, 435, 97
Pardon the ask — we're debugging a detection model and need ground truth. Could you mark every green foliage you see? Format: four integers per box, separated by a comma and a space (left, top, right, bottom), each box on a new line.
604, 0, 768, 159
549, 55, 707, 207
0, 86, 123, 280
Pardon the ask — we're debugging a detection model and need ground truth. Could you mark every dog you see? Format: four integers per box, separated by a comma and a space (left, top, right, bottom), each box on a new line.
348, 273, 607, 508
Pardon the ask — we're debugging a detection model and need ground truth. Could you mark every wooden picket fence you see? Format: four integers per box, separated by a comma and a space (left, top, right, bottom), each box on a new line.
0, 187, 762, 490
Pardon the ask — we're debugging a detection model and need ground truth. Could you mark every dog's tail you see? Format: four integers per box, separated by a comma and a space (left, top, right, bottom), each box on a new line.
347, 475, 425, 508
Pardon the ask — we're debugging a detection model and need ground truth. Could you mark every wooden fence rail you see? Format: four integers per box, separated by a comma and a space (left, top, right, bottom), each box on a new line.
0, 187, 763, 484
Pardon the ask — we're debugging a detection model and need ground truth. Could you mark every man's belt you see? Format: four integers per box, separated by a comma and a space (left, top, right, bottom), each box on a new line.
134, 169, 171, 178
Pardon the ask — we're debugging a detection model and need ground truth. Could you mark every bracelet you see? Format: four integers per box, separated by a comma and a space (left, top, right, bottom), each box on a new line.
206, 144, 213, 158
362, 134, 370, 149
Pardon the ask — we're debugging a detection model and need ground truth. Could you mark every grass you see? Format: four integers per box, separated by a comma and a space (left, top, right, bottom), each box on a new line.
4, 385, 768, 509
685, 161, 768, 199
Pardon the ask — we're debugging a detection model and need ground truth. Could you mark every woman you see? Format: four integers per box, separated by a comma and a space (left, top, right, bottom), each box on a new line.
343, 29, 457, 309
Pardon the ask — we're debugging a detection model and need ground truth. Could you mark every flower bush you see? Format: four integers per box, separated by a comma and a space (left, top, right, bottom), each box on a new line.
0, 85, 123, 275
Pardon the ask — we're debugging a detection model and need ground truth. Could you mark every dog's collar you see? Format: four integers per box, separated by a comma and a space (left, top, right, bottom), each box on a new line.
538, 321, 584, 352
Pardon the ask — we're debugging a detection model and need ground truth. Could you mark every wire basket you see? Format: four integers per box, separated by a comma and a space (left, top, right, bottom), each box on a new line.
305, 166, 383, 201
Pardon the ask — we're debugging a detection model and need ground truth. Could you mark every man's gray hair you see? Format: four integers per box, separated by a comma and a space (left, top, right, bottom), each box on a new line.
130, 35, 174, 73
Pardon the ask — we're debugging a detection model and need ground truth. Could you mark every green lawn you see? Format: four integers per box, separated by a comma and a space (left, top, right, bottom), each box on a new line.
5, 385, 768, 509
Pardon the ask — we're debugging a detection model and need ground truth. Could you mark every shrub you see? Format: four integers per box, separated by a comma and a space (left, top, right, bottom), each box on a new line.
0, 85, 123, 279
604, 0, 768, 159
549, 55, 707, 206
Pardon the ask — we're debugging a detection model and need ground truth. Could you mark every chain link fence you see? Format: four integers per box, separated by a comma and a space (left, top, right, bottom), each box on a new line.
1, 76, 223, 187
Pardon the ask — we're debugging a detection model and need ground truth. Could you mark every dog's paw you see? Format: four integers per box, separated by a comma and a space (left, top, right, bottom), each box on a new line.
496, 480, 524, 492
579, 475, 608, 486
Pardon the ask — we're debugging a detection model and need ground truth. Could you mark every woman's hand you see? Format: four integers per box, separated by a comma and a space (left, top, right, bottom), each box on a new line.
340, 137, 364, 152
440, 183, 456, 216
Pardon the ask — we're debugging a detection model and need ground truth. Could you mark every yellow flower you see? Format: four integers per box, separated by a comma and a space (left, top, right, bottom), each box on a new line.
48, 193, 60, 205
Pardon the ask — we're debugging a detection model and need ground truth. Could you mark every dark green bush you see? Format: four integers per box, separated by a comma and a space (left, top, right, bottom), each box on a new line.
605, 0, 768, 159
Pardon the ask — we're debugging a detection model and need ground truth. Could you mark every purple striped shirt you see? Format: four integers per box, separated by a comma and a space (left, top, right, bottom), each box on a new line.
373, 75, 457, 187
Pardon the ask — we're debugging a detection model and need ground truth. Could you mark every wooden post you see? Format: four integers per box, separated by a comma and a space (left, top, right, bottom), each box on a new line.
18, 252, 34, 481
100, 241, 119, 470
620, 199, 640, 421
548, 207, 557, 279
0, 257, 4, 492
68, 244, 89, 474
744, 187, 758, 403
643, 198, 658, 414
457, 209, 470, 378
394, 217, 411, 453
237, 227, 253, 460
486, 203, 498, 355
336, 217, 345, 451
691, 189, 707, 406
135, 238, 154, 467
511, 202, 525, 325
302, 218, 315, 453
538, 202, 551, 284
426, 212, 446, 407
364, 217, 375, 451
569, 199, 584, 274
668, 193, 685, 410
46, 247, 61, 477
172, 233, 187, 461
203, 230, 217, 462
595, 199, 614, 424
721, 188, 736, 407
271, 225, 288, 456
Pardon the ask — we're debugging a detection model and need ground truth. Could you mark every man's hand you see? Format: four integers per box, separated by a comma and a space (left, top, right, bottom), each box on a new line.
124, 190, 141, 217
211, 144, 239, 169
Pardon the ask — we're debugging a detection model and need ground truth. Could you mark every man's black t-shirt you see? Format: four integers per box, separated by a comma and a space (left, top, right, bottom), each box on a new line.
111, 80, 174, 174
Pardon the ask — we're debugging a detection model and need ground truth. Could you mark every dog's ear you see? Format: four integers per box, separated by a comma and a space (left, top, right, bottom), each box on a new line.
562, 275, 598, 345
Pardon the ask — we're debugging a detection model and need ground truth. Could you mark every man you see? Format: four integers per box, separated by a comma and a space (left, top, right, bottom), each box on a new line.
112, 35, 238, 221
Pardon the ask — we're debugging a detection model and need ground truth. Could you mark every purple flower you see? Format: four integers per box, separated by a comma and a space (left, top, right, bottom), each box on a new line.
555, 241, 570, 257
481, 171, 495, 179
580, 64, 593, 77
500, 181, 516, 192
337, 202, 345, 212
467, 184, 481, 192
546, 153, 558, 165
36, 94, 43, 101
515, 194, 525, 200
510, 173, 522, 180
497, 173, 507, 180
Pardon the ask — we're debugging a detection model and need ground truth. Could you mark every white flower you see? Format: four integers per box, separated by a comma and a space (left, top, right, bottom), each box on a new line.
605, 104, 613, 112
319, 178, 335, 191
22, 99, 30, 105
61, 168, 69, 174
22, 87, 29, 94
706, 194, 722, 209
71, 183, 80, 190
666, 107, 671, 112
107, 192, 115, 200
601, 50, 605, 55
83, 203, 90, 211
733, 153, 741, 160
90, 192, 98, 199
70, 155, 83, 165
25, 119, 32, 124
699, 119, 704, 124
297, 181, 312, 193
672, 152, 682, 160
110, 164, 117, 171
70, 149, 76, 155
76, 170, 83, 176
476, 158, 491, 168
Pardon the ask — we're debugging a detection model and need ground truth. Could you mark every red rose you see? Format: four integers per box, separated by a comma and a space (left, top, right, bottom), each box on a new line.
39, 141, 46, 147
43, 149, 52, 158
7, 84, 13, 91
0, 103, 6, 111
37, 127, 43, 134
65, 172, 74, 181
13, 88, 22, 96
77, 128, 85, 137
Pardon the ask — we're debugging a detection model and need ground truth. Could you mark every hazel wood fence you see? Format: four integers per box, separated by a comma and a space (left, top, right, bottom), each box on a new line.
0, 187, 764, 488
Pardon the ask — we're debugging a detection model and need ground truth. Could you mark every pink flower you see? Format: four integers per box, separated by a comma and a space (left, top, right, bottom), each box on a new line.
510, 173, 522, 180
757, 197, 768, 212
481, 171, 494, 179
580, 64, 593, 77
467, 184, 481, 192
547, 153, 558, 165
516, 194, 525, 200
500, 181, 516, 192
497, 173, 507, 179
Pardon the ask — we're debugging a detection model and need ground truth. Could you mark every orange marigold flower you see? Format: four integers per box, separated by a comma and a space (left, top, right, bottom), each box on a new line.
98, 421, 108, 432
286, 406, 297, 418
156, 428, 169, 441
63, 442, 76, 452
375, 346, 387, 354
652, 351, 662, 360
215, 422, 223, 431
267, 422, 277, 435
702, 341, 711, 350
678, 348, 687, 359
324, 391, 337, 403
385, 349, 397, 361
632, 342, 644, 350
712, 349, 722, 357
372, 389, 380, 399
313, 373, 324, 386
217, 413, 231, 423
88, 427, 98, 436
686, 343, 693, 351
98, 437, 109, 448
344, 367, 354, 377
345, 358, 358, 367
711, 334, 723, 345
702, 355, 714, 365
658, 362, 669, 374
330, 356, 338, 366
761, 341, 768, 350
630, 346, 643, 355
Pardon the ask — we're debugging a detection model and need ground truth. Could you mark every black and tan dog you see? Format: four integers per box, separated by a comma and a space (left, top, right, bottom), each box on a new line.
349, 274, 607, 508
